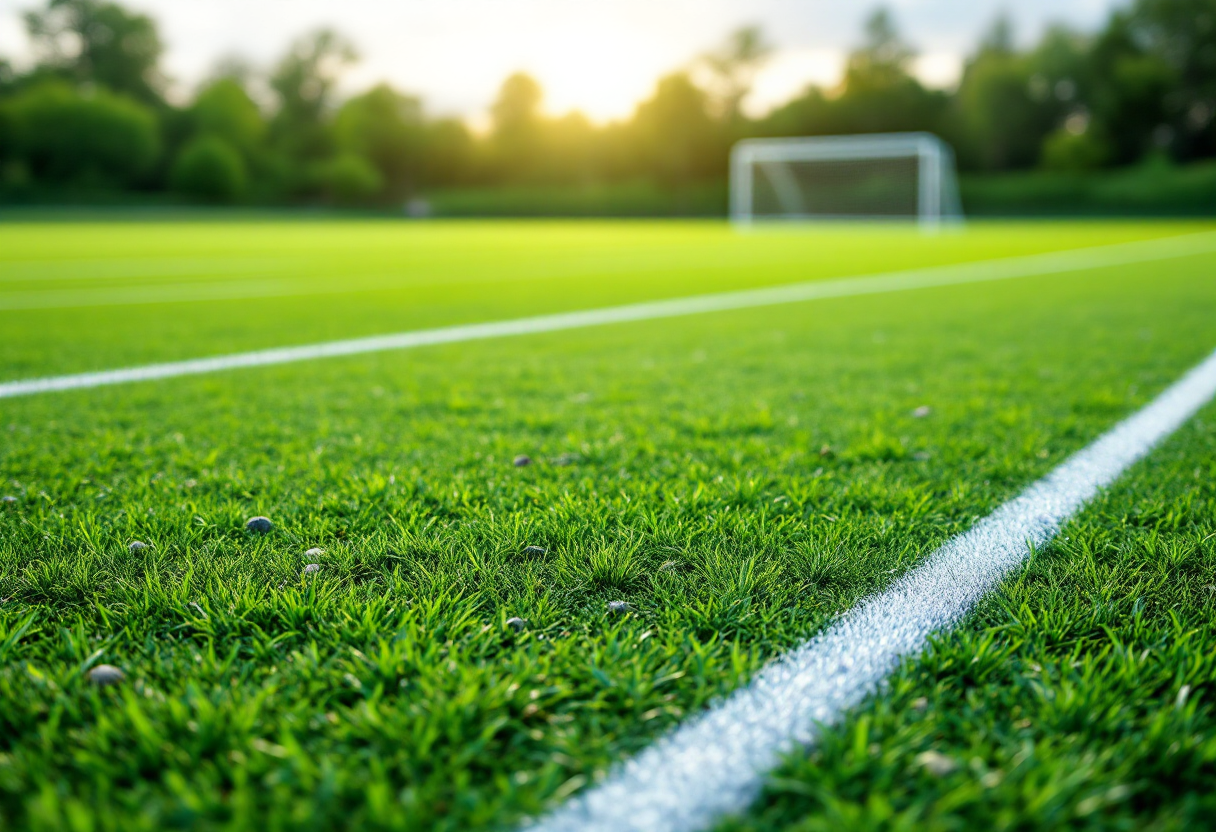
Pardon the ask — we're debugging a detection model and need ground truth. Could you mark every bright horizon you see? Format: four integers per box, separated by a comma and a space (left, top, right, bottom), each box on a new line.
0, 0, 1123, 123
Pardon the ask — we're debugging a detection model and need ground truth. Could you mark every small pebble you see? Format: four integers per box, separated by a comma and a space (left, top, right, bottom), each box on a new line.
88, 664, 125, 686
912, 405, 932, 418
506, 616, 527, 631
245, 516, 273, 534
305, 547, 325, 558
607, 600, 632, 614
128, 540, 149, 553
513, 455, 532, 467
914, 750, 958, 777
1, 495, 17, 504
302, 563, 321, 575
522, 545, 547, 557
980, 771, 1003, 788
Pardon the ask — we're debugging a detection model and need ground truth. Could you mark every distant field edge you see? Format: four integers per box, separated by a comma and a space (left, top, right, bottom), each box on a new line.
8, 161, 1216, 219
521, 345, 1216, 832
2, 229, 1215, 401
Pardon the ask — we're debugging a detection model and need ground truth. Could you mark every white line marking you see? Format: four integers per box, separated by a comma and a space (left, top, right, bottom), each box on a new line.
2, 231, 1214, 400
525, 347, 1216, 832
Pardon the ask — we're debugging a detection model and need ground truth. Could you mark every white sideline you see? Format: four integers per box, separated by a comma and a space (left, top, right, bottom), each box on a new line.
2, 231, 1215, 400
525, 346, 1216, 832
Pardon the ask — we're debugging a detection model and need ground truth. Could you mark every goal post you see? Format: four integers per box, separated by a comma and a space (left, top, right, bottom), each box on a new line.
730, 132, 963, 229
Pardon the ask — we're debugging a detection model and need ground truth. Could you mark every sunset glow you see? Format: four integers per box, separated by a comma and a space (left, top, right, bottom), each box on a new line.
0, 0, 1120, 121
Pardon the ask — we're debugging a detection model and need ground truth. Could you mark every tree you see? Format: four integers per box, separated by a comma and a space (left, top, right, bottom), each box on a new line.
1026, 27, 1112, 169
954, 18, 1057, 170
845, 7, 916, 89
489, 72, 545, 182
783, 8, 949, 139
334, 83, 426, 199
630, 73, 724, 184
697, 25, 773, 122
420, 118, 474, 188
759, 9, 949, 142
1126, 0, 1216, 158
190, 78, 266, 156
270, 29, 358, 162
951, 19, 1103, 171
980, 14, 1016, 56
491, 73, 543, 134
24, 0, 164, 105
955, 52, 1043, 169
540, 111, 601, 184
1086, 11, 1177, 163
0, 58, 15, 94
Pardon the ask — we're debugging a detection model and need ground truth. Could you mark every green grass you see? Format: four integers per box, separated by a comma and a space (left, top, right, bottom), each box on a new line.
0, 219, 1205, 379
1, 219, 1215, 831
423, 181, 728, 218
718, 409, 1216, 831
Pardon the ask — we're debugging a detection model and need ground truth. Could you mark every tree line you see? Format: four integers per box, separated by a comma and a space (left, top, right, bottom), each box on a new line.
1, 0, 1215, 206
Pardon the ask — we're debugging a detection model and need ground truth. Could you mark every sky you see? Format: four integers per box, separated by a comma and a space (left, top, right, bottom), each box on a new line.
0, 0, 1124, 123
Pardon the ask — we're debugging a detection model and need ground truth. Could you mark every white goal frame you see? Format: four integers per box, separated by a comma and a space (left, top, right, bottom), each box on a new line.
730, 132, 963, 229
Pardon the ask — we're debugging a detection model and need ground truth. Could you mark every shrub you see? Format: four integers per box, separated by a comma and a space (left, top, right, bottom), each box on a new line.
307, 153, 383, 203
1040, 127, 1110, 172
3, 82, 159, 187
170, 135, 246, 202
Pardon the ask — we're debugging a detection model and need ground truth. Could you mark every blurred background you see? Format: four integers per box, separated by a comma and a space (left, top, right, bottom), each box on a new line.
1, 0, 1215, 216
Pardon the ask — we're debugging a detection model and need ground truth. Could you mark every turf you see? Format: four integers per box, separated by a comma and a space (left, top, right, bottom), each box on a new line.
1, 219, 1215, 831
717, 407, 1216, 832
0, 219, 1207, 379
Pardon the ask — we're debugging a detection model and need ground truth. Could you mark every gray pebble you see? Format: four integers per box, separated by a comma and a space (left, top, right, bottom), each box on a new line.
305, 547, 325, 558
302, 563, 321, 575
912, 405, 932, 418
915, 750, 958, 777
128, 540, 149, 553
1, 495, 17, 504
607, 600, 632, 614
88, 664, 125, 686
513, 455, 532, 467
506, 616, 527, 631
245, 516, 273, 534
523, 545, 547, 557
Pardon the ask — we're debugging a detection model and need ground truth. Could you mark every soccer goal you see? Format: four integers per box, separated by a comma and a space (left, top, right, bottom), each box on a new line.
730, 132, 963, 228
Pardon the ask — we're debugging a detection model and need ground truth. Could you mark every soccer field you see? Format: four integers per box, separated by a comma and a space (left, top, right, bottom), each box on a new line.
2, 219, 1215, 830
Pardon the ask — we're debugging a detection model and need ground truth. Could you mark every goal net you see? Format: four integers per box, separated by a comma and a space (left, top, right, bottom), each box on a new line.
730, 133, 962, 228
